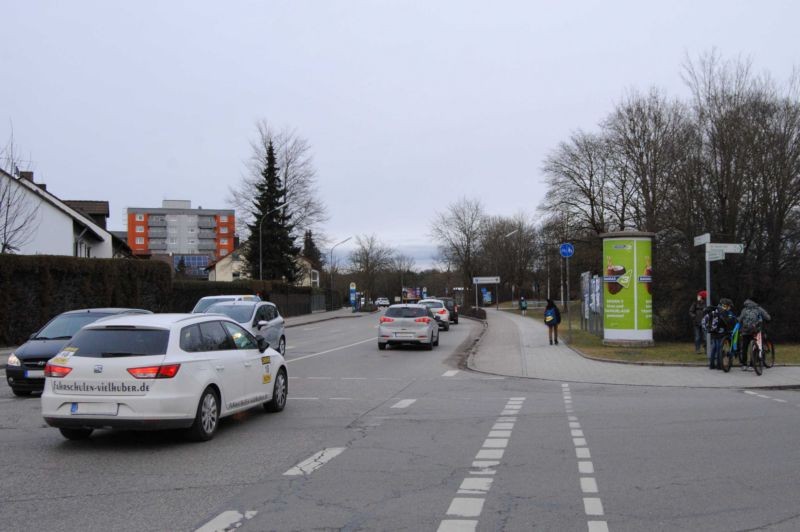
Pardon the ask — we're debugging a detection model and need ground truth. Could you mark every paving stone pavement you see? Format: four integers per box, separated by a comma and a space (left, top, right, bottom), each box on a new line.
470, 308, 800, 388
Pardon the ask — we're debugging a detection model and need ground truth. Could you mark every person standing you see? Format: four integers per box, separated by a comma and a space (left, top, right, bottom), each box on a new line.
544, 298, 561, 345
519, 296, 528, 316
689, 290, 707, 353
703, 298, 736, 370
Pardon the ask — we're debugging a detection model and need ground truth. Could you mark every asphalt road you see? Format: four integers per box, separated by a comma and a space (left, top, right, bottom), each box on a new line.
1, 313, 799, 531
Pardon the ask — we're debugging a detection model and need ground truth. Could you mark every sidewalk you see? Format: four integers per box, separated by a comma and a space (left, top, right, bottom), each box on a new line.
470, 309, 800, 388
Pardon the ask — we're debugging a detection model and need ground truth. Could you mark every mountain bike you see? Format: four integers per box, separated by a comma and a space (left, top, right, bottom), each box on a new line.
720, 322, 741, 373
747, 328, 775, 376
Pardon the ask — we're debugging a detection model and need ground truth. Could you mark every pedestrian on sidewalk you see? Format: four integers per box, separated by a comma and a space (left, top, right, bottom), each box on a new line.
689, 290, 707, 353
519, 296, 528, 316
544, 298, 561, 345
702, 298, 736, 370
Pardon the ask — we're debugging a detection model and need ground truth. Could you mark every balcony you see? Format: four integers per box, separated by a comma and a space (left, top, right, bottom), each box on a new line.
198, 241, 217, 251
148, 228, 167, 238
148, 218, 166, 227
198, 230, 216, 239
148, 240, 167, 250
198, 218, 216, 229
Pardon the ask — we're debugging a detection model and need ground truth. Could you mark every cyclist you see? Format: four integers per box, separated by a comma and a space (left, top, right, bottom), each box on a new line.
702, 298, 736, 370
738, 299, 771, 370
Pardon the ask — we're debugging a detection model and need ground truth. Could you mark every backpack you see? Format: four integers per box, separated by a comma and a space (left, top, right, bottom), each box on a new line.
544, 307, 556, 324
739, 307, 762, 335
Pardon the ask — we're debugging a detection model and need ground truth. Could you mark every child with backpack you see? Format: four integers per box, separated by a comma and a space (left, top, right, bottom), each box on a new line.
702, 298, 737, 370
738, 299, 771, 370
544, 299, 561, 345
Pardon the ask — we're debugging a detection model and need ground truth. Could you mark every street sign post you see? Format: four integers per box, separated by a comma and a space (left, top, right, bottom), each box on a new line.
694, 233, 711, 247
560, 243, 574, 258
560, 243, 574, 341
707, 243, 744, 254
472, 276, 500, 309
705, 249, 725, 261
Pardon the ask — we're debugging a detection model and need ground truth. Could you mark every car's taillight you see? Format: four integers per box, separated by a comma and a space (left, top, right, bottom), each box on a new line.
415, 317, 431, 323
380, 317, 394, 323
437, 309, 447, 314
127, 364, 181, 379
44, 363, 72, 378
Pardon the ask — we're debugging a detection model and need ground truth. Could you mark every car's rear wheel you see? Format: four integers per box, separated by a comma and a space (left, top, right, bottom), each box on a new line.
187, 387, 219, 442
433, 333, 439, 347
265, 369, 287, 413
454, 317, 458, 324
425, 333, 434, 350
59, 427, 93, 440
444, 322, 450, 331
11, 388, 31, 397
378, 342, 386, 350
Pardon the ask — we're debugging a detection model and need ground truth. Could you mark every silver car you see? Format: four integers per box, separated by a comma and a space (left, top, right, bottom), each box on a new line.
378, 304, 440, 351
205, 301, 286, 355
418, 298, 451, 331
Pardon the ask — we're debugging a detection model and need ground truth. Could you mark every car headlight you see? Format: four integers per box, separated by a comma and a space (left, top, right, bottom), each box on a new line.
7, 353, 21, 366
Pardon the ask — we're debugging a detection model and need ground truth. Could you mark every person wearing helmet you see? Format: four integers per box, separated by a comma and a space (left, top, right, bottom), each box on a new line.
689, 290, 707, 354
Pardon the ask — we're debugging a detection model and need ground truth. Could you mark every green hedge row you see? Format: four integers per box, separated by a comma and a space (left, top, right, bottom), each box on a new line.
0, 255, 317, 346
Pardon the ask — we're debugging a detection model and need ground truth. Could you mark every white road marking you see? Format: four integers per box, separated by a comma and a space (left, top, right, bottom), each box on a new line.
482, 438, 508, 449
493, 423, 514, 430
472, 461, 500, 469
571, 429, 584, 437
583, 498, 604, 516
500, 410, 518, 416
581, 477, 599, 493
283, 447, 346, 476
497, 417, 516, 422
342, 377, 367, 380
773, 398, 787, 403
504, 404, 522, 410
579, 461, 595, 474
488, 430, 512, 438
576, 448, 591, 459
458, 478, 493, 494
329, 397, 353, 401
437, 520, 477, 532
570, 422, 581, 428
308, 376, 332, 380
510, 397, 526, 400
447, 498, 485, 517
588, 521, 609, 532
391, 399, 417, 409
287, 337, 375, 363
289, 397, 319, 400
195, 510, 257, 532
744, 390, 758, 395
568, 416, 578, 421
561, 384, 569, 388
475, 449, 504, 460
573, 438, 587, 447
443, 370, 459, 377
756, 394, 770, 399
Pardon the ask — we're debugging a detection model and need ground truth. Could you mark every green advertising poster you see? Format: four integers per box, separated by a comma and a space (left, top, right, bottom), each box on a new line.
636, 239, 653, 330
603, 239, 635, 330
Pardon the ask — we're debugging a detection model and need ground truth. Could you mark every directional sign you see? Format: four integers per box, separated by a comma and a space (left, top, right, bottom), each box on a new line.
705, 249, 725, 261
707, 243, 744, 254
473, 276, 500, 284
560, 243, 575, 258
694, 233, 711, 246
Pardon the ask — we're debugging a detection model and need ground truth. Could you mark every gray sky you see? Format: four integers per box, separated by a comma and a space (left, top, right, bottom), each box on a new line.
3, 1, 799, 268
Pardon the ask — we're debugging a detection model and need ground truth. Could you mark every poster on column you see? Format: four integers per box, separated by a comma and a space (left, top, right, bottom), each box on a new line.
602, 232, 654, 344
603, 239, 635, 330
636, 239, 653, 330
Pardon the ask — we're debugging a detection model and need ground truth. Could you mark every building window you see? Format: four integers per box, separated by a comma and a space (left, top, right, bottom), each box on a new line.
135, 226, 144, 233
135, 237, 144, 245
220, 215, 228, 222
220, 227, 228, 234
188, 227, 195, 233
188, 239, 196, 244
169, 237, 177, 244
220, 249, 228, 256
220, 238, 228, 245
135, 214, 144, 221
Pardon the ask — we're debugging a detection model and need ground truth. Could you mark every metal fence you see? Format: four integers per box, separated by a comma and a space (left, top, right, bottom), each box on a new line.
580, 271, 604, 337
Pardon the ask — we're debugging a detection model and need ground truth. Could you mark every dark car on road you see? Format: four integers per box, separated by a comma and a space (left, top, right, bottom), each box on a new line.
435, 296, 459, 324
5, 308, 151, 396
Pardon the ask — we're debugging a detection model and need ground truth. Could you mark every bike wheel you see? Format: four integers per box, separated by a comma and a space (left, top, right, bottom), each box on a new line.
751, 343, 762, 376
763, 340, 775, 368
720, 338, 732, 372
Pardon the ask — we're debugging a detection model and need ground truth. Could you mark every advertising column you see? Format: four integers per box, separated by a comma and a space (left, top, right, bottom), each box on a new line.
601, 231, 654, 345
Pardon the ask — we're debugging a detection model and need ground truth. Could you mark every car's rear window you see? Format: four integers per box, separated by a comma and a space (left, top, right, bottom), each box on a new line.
36, 314, 108, 339
66, 328, 170, 357
207, 304, 254, 323
193, 297, 235, 313
421, 301, 444, 308
385, 307, 427, 318
441, 300, 455, 310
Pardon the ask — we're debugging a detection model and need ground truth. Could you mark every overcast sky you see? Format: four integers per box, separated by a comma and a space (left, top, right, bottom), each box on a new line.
3, 1, 799, 268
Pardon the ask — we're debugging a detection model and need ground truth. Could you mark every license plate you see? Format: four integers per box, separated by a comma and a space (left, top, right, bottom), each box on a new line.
70, 402, 119, 416
395, 333, 414, 338
25, 370, 45, 379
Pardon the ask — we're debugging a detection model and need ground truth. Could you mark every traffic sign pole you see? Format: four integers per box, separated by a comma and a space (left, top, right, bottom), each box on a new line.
560, 243, 575, 343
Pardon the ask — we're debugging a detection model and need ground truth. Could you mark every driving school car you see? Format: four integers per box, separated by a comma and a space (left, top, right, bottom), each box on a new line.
41, 313, 288, 441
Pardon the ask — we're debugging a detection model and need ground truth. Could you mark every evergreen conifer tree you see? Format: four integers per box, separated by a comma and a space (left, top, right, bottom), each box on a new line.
245, 140, 300, 281
302, 230, 324, 270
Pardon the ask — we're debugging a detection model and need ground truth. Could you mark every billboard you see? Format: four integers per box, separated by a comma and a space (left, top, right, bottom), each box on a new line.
602, 233, 653, 344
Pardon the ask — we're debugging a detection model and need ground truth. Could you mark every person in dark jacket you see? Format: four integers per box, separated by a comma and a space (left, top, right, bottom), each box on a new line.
689, 290, 707, 353
544, 299, 562, 345
738, 299, 771, 370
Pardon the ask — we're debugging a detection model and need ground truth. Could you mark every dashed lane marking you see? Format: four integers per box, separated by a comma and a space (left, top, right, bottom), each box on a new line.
443, 370, 459, 377
286, 338, 375, 364
195, 510, 257, 532
391, 399, 417, 409
437, 520, 477, 532
283, 447, 346, 476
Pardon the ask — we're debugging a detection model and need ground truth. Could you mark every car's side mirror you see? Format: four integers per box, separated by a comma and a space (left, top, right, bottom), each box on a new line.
257, 336, 270, 353
258, 320, 268, 329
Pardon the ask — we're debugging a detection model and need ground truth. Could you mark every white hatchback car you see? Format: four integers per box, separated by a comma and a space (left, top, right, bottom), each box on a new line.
41, 313, 287, 441
378, 304, 440, 350
418, 299, 451, 331
206, 301, 286, 356
191, 294, 260, 313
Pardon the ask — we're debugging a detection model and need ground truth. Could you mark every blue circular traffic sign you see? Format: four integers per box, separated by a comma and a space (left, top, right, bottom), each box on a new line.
560, 243, 574, 258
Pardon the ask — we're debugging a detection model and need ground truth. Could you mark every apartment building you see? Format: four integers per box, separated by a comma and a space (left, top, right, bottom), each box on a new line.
127, 200, 235, 260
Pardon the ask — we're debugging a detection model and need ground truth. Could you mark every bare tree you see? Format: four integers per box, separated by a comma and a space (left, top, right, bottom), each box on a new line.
229, 120, 328, 239
0, 134, 40, 253
349, 234, 395, 301
430, 197, 486, 294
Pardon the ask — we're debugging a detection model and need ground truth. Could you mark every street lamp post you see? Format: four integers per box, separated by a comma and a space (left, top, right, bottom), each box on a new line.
259, 202, 288, 281
329, 236, 352, 295
504, 228, 519, 307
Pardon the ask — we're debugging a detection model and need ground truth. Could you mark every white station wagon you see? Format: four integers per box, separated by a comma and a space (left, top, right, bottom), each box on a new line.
42, 313, 288, 441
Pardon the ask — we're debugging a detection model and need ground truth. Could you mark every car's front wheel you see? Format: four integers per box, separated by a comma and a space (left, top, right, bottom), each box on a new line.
265, 369, 288, 413
59, 427, 93, 440
277, 336, 286, 356
187, 387, 219, 442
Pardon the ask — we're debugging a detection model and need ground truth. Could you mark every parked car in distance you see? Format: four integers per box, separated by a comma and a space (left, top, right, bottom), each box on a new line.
191, 294, 261, 313
375, 297, 391, 307
378, 304, 439, 350
435, 296, 459, 324
5, 308, 152, 397
418, 299, 451, 331
42, 313, 288, 442
205, 301, 286, 355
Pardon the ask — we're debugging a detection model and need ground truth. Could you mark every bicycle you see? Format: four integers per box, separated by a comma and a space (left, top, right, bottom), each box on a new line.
720, 322, 741, 373
747, 327, 775, 376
